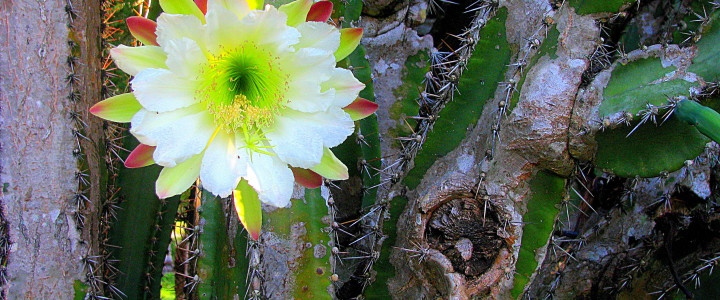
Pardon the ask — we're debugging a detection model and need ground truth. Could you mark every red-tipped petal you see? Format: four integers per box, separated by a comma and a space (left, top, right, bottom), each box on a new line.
291, 167, 322, 189
194, 0, 207, 14
125, 144, 156, 168
126, 17, 158, 46
90, 93, 143, 122
234, 180, 262, 241
306, 1, 333, 22
159, 0, 206, 22
335, 28, 363, 61
343, 97, 378, 121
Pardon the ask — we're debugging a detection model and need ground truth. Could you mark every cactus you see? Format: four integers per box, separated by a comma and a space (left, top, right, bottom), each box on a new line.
510, 171, 566, 298
194, 188, 249, 298
8, 0, 720, 298
592, 4, 720, 178
108, 153, 181, 299
568, 0, 637, 15
405, 7, 511, 189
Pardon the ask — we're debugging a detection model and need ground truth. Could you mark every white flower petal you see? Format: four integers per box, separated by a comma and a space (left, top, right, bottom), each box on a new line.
200, 130, 248, 197
322, 68, 365, 108
265, 117, 322, 168
205, 0, 244, 53
131, 105, 216, 167
295, 22, 340, 53
285, 82, 336, 113
282, 46, 335, 77
245, 153, 294, 207
211, 0, 252, 19
164, 37, 207, 79
266, 108, 354, 168
130, 109, 156, 146
110, 45, 167, 76
238, 6, 300, 53
132, 68, 199, 112
281, 48, 337, 112
156, 13, 205, 49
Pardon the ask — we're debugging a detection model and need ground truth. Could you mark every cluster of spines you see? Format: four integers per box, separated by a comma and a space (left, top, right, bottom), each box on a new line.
245, 239, 263, 299
81, 0, 145, 298
64, 0, 108, 298
543, 146, 720, 298
171, 186, 201, 298
651, 252, 720, 298
0, 187, 8, 297
579, 3, 638, 87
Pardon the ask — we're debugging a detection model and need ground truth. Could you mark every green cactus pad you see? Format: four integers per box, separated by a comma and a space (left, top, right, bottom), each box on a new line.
604, 58, 675, 98
595, 117, 709, 177
568, 0, 636, 15
598, 57, 696, 118
405, 7, 511, 189
512, 171, 565, 298
688, 10, 720, 81
73, 280, 88, 300
602, 79, 695, 117
293, 189, 333, 298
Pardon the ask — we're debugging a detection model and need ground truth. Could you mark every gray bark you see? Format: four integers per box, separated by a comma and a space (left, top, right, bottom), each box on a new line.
0, 0, 103, 297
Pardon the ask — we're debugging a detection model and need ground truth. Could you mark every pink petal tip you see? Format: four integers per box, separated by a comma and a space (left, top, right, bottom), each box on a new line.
291, 167, 323, 189
343, 97, 378, 121
124, 144, 156, 168
126, 16, 158, 46
306, 1, 333, 22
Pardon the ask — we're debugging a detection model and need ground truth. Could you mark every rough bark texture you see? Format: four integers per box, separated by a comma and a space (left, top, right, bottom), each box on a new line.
0, 0, 103, 297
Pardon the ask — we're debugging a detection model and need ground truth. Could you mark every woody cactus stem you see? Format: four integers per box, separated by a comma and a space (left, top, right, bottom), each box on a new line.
254, 187, 334, 299
362, 2, 501, 296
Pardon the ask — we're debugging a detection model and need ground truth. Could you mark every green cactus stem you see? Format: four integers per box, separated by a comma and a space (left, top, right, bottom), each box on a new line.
511, 171, 566, 298
195, 189, 249, 298
262, 189, 333, 298
405, 7, 511, 189
567, 0, 636, 15
598, 57, 695, 119
674, 99, 720, 143
109, 138, 181, 299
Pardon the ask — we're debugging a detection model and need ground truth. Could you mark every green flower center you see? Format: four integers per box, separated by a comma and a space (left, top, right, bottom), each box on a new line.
198, 44, 289, 132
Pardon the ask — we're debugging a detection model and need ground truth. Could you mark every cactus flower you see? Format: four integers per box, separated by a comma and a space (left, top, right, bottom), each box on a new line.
91, 0, 377, 238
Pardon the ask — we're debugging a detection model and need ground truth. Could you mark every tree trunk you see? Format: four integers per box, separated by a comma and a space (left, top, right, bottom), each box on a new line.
0, 0, 103, 297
